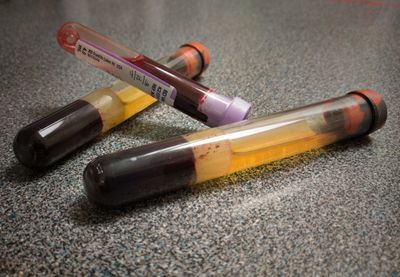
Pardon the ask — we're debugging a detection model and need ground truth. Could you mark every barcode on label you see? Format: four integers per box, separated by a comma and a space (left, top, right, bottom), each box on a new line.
75, 39, 176, 106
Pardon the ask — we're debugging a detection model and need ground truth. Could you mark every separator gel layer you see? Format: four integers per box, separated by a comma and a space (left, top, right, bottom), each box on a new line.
83, 90, 387, 207
57, 22, 251, 127
13, 42, 209, 169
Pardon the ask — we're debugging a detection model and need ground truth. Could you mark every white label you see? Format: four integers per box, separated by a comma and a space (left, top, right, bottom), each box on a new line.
75, 39, 176, 106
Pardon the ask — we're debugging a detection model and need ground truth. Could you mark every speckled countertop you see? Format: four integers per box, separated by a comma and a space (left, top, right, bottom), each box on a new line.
1, 0, 399, 275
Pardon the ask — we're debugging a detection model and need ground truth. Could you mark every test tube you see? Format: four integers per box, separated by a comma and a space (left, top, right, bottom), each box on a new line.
57, 22, 251, 127
13, 42, 209, 169
83, 90, 387, 207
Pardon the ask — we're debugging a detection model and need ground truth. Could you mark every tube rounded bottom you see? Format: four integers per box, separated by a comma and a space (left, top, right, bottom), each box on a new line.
83, 136, 196, 207
13, 100, 103, 169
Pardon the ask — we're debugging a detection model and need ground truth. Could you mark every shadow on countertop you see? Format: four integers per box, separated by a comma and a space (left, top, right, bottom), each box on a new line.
2, 162, 49, 184
113, 119, 199, 141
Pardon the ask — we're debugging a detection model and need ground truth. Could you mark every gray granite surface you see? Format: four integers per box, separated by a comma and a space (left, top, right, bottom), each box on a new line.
1, 0, 399, 275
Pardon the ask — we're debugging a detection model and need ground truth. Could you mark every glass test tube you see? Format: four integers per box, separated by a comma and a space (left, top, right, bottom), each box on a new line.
13, 42, 209, 169
57, 22, 251, 127
83, 90, 387, 207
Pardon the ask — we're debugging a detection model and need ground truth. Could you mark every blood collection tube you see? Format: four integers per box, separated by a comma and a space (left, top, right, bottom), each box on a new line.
83, 90, 387, 207
13, 42, 209, 169
57, 22, 251, 127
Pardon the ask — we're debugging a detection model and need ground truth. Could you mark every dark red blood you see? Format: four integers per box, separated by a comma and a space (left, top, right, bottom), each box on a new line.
124, 56, 209, 122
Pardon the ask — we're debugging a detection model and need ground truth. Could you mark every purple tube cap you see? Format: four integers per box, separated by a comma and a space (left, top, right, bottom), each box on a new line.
219, 97, 251, 125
